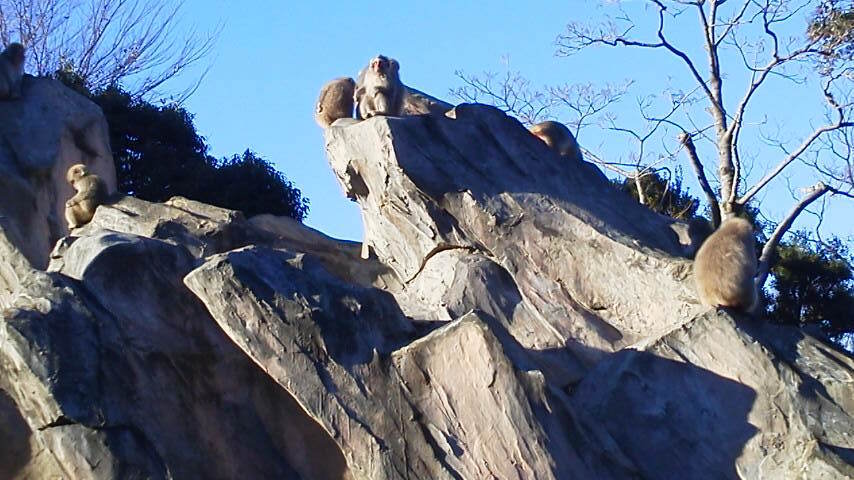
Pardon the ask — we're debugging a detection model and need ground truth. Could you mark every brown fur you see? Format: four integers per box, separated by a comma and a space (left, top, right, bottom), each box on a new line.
0, 43, 24, 100
529, 121, 582, 162
693, 217, 757, 311
315, 77, 355, 128
354, 55, 403, 119
65, 164, 107, 229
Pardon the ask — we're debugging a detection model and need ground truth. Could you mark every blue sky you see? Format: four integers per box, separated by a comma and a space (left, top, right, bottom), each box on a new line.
174, 0, 852, 244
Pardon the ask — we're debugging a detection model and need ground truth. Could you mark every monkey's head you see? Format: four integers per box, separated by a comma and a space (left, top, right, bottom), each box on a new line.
4, 43, 24, 66
66, 163, 90, 185
720, 217, 756, 241
369, 55, 399, 77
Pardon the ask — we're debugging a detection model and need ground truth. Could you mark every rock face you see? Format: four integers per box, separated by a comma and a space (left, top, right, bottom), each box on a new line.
1, 85, 853, 479
0, 77, 116, 269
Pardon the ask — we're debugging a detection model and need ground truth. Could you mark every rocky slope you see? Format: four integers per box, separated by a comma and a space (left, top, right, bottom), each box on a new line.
1, 81, 853, 479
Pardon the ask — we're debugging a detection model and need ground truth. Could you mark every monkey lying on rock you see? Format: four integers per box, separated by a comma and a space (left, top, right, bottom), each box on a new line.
314, 54, 452, 128
529, 121, 583, 162
65, 163, 108, 230
693, 217, 758, 313
0, 43, 25, 100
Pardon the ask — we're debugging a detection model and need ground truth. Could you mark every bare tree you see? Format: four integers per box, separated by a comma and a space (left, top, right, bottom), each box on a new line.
0, 0, 219, 101
455, 0, 854, 289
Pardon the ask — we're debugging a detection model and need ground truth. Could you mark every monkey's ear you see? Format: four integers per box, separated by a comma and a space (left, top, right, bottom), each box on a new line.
389, 59, 400, 73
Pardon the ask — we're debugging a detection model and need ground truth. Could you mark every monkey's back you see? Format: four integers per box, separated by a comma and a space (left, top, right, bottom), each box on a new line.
530, 121, 582, 162
315, 77, 355, 128
693, 218, 757, 310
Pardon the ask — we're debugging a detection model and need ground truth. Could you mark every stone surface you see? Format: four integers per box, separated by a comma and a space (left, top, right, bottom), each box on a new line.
324, 104, 704, 366
1, 85, 853, 479
0, 77, 116, 268
3, 229, 357, 479
573, 312, 854, 479
184, 250, 605, 479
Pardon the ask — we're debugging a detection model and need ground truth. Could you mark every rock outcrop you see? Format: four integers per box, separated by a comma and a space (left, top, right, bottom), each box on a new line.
0, 77, 116, 269
1, 84, 853, 479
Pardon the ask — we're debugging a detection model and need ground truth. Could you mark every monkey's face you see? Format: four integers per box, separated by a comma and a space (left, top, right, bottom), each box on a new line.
370, 55, 399, 77
66, 164, 89, 184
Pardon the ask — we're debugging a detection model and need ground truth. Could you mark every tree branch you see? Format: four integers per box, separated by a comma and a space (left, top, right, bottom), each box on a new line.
755, 182, 831, 288
680, 132, 721, 226
740, 120, 854, 204
740, 73, 853, 205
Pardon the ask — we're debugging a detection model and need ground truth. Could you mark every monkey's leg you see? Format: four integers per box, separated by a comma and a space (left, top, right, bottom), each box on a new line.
373, 93, 390, 115
78, 199, 100, 224
65, 207, 79, 229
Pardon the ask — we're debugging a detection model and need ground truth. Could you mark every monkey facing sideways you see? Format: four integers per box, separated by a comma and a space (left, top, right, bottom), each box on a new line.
0, 43, 24, 100
65, 163, 108, 230
315, 77, 355, 128
693, 217, 758, 312
354, 55, 404, 119
529, 121, 583, 162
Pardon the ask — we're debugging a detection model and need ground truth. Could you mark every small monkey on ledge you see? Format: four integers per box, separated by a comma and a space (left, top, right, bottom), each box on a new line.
693, 217, 758, 313
65, 164, 107, 230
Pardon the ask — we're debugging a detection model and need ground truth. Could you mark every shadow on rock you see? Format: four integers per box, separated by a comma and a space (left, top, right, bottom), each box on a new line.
0, 389, 31, 478
211, 247, 415, 367
571, 348, 757, 479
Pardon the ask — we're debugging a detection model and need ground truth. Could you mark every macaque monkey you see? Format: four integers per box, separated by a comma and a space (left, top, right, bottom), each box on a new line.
529, 121, 583, 162
354, 55, 404, 119
0, 43, 24, 100
693, 217, 758, 312
64, 164, 108, 230
315, 77, 356, 128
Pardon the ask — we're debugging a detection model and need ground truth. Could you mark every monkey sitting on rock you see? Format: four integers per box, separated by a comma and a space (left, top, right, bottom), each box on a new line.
693, 217, 758, 313
355, 55, 404, 119
0, 43, 25, 100
314, 54, 452, 128
529, 121, 583, 162
315, 77, 356, 128
65, 163, 108, 230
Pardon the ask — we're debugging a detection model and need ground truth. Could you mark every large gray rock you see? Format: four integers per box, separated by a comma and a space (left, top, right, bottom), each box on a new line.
321, 108, 854, 478
0, 77, 116, 268
573, 311, 854, 479
325, 104, 703, 371
184, 248, 611, 479
3, 229, 356, 479
1, 92, 853, 479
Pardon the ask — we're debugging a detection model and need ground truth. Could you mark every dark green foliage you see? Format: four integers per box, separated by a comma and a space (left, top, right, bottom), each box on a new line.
768, 235, 854, 339
55, 76, 309, 221
204, 150, 309, 219
95, 86, 213, 202
614, 169, 699, 220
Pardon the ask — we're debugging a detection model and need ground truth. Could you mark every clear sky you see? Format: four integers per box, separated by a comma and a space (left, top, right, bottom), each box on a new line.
172, 0, 852, 245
